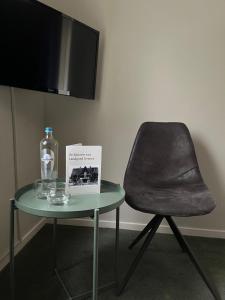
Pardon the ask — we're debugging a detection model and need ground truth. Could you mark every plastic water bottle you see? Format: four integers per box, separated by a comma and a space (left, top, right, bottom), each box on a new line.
40, 127, 58, 180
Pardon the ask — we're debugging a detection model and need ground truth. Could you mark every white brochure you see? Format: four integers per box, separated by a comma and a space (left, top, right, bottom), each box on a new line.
66, 145, 102, 195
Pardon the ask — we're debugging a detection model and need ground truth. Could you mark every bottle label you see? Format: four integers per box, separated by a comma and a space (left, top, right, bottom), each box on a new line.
41, 149, 55, 180
41, 149, 54, 165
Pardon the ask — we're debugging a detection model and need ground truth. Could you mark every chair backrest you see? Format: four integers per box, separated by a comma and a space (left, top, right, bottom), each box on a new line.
124, 122, 203, 189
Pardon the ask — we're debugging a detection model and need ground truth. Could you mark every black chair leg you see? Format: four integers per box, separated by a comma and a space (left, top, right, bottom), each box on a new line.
166, 216, 221, 300
118, 216, 163, 295
165, 216, 186, 252
129, 215, 160, 250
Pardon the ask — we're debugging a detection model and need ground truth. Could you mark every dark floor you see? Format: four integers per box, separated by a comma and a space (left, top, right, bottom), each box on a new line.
1, 224, 225, 300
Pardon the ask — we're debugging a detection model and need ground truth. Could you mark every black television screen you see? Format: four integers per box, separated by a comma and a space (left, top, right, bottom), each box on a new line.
0, 0, 99, 99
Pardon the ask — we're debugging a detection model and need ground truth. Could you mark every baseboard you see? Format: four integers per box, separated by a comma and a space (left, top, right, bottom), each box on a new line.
55, 218, 225, 239
2, 216, 222, 272
0, 218, 46, 272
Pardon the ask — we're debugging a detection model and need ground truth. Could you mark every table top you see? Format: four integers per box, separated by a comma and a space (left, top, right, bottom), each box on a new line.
15, 180, 125, 218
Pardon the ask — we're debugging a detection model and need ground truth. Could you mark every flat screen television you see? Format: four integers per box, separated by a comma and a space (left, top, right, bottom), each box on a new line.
0, 0, 99, 99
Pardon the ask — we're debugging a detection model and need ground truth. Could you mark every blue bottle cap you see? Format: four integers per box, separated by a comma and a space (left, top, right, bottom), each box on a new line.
45, 127, 53, 133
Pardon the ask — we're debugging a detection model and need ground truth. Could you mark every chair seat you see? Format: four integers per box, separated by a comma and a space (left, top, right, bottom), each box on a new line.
125, 183, 216, 217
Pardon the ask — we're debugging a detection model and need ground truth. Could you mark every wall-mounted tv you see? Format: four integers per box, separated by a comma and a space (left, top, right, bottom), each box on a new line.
0, 0, 99, 99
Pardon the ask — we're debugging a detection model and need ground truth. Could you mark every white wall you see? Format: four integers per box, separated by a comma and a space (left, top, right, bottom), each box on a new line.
42, 0, 225, 237
0, 87, 45, 270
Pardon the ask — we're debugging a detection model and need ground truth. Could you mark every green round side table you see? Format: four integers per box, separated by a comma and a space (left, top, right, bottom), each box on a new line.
10, 180, 125, 300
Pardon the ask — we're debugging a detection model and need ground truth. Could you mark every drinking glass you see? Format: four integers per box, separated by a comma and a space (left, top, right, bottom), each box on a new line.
47, 182, 70, 205
35, 179, 56, 200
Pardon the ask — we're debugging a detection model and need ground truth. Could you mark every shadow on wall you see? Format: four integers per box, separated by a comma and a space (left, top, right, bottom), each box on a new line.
94, 31, 105, 102
193, 135, 225, 223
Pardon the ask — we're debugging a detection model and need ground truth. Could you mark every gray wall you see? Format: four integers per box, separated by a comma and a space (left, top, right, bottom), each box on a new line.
42, 0, 225, 237
0, 87, 45, 270
0, 87, 15, 266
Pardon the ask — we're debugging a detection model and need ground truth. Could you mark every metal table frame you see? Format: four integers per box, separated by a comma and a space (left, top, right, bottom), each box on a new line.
9, 181, 123, 300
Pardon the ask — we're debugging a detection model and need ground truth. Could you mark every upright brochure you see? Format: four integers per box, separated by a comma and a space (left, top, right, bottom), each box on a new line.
66, 145, 102, 195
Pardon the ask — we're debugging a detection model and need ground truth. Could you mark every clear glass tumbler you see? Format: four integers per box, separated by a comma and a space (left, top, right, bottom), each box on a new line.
47, 182, 70, 205
35, 179, 56, 200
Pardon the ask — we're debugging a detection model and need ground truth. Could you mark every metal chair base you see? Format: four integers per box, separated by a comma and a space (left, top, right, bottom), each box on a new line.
118, 214, 221, 300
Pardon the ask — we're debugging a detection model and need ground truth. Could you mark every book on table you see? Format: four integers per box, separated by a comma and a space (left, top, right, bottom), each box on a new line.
66, 144, 102, 195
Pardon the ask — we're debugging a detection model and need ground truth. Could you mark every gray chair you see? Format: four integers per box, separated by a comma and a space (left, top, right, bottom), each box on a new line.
118, 122, 220, 299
